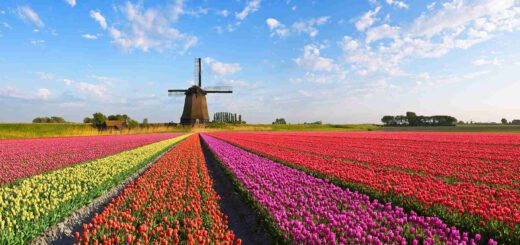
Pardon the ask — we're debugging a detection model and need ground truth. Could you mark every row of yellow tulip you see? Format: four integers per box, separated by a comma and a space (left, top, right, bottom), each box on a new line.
0, 134, 189, 244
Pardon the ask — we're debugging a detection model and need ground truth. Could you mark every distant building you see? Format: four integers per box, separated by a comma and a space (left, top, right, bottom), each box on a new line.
105, 120, 127, 130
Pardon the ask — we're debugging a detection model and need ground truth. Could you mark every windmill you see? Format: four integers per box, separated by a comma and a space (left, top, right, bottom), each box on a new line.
168, 58, 233, 125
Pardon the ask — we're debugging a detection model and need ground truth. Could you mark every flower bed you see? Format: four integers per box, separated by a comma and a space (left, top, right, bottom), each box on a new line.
209, 132, 520, 243
0, 134, 188, 244
202, 134, 490, 245
0, 133, 184, 184
77, 135, 238, 245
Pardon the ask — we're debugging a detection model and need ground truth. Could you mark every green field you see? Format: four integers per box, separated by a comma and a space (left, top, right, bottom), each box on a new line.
0, 123, 188, 139
204, 123, 381, 132
2, 123, 519, 139
383, 124, 520, 133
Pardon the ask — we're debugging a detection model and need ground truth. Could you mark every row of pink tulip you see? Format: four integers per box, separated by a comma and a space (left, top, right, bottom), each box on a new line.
0, 133, 183, 184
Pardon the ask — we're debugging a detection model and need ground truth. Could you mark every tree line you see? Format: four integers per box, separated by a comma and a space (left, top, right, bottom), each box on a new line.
501, 118, 520, 125
32, 116, 67, 123
381, 112, 458, 126
83, 113, 141, 129
272, 118, 287, 124
213, 112, 244, 124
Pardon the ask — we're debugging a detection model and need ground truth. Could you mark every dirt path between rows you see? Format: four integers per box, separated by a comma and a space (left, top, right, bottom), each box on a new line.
202, 140, 271, 245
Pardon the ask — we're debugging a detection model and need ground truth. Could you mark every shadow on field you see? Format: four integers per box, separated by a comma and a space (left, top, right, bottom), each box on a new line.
202, 139, 271, 245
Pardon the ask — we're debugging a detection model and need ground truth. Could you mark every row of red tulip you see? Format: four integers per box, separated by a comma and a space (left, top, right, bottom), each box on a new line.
219, 132, 520, 187
76, 135, 238, 245
0, 133, 183, 184
209, 132, 520, 242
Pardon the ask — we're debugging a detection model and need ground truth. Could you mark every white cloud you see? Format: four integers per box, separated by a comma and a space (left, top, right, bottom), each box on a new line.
267, 16, 329, 38
236, 0, 261, 20
355, 7, 380, 31
90, 10, 107, 30
340, 36, 359, 51
217, 10, 229, 17
91, 75, 119, 84
36, 88, 51, 100
203, 57, 241, 76
410, 0, 518, 37
75, 82, 107, 97
427, 2, 437, 11
266, 18, 290, 37
0, 86, 52, 100
81, 34, 98, 40
339, 36, 405, 76
414, 70, 490, 87
294, 44, 336, 72
30, 40, 45, 46
292, 16, 330, 37
1, 22, 11, 29
36, 72, 55, 80
473, 57, 501, 66
385, 0, 409, 9
0, 86, 30, 99
266, 18, 280, 29
106, 2, 197, 52
345, 0, 520, 77
222, 79, 256, 89
365, 24, 400, 43
63, 79, 74, 86
16, 5, 44, 28
65, 0, 76, 7
185, 7, 209, 17
298, 90, 312, 97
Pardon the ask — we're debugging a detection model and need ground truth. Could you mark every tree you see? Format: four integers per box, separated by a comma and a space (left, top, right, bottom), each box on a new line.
501, 118, 508, 124
32, 117, 46, 123
394, 115, 408, 126
33, 116, 67, 123
142, 118, 149, 127
406, 112, 418, 126
128, 119, 139, 128
92, 112, 107, 128
50, 116, 66, 123
512, 120, 520, 125
108, 114, 129, 121
381, 116, 395, 126
83, 117, 93, 123
238, 114, 242, 124
431, 115, 457, 126
272, 118, 287, 124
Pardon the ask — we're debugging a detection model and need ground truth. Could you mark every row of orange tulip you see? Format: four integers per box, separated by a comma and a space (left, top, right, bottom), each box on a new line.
76, 135, 239, 245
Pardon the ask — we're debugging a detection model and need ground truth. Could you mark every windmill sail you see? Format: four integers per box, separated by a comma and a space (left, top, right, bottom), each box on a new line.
204, 86, 233, 93
194, 58, 202, 87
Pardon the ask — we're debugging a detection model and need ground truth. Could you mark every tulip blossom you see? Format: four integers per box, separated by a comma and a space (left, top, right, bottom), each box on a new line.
202, 134, 491, 244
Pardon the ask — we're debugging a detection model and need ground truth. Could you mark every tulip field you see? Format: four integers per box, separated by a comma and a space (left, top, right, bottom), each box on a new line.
0, 133, 188, 244
207, 132, 520, 243
77, 135, 238, 244
0, 133, 183, 184
201, 134, 486, 244
1, 131, 517, 244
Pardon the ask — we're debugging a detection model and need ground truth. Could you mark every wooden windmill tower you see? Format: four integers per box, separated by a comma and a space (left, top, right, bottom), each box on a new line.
168, 58, 233, 125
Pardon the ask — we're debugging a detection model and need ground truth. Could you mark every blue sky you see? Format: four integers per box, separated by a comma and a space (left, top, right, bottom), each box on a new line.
0, 0, 519, 124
